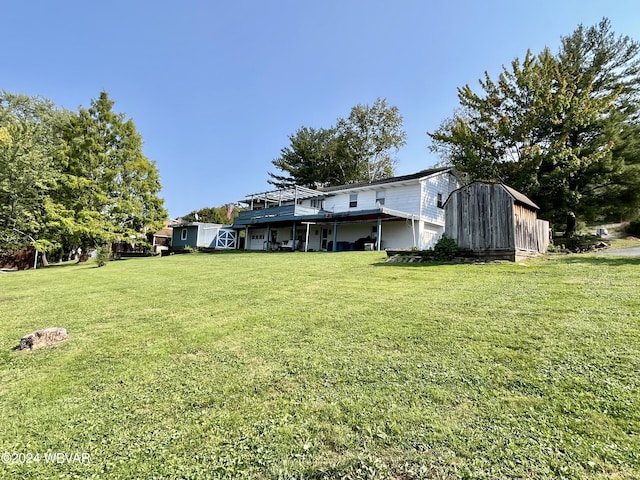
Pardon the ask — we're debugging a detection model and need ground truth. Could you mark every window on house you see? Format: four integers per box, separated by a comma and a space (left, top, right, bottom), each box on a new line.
349, 194, 358, 208
376, 191, 385, 206
181, 228, 188, 241
437, 193, 443, 209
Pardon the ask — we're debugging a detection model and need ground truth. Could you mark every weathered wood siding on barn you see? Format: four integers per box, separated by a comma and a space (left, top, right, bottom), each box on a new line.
536, 219, 550, 253
513, 204, 539, 252
445, 182, 549, 260
445, 183, 515, 251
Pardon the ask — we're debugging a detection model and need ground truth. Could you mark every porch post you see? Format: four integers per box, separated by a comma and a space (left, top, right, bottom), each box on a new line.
266, 225, 271, 251
411, 215, 416, 249
376, 217, 382, 251
292, 222, 297, 245
332, 221, 338, 251
244, 226, 249, 250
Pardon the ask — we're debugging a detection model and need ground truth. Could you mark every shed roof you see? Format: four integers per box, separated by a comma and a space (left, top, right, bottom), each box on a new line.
500, 184, 540, 210
444, 182, 540, 210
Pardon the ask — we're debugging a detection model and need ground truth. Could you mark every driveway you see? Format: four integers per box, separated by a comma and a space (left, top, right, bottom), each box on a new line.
599, 246, 640, 256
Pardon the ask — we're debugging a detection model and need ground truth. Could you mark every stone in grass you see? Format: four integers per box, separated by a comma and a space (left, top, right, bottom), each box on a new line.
19, 327, 68, 351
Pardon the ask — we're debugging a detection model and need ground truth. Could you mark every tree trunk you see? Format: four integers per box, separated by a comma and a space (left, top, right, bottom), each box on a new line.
41, 251, 49, 267
77, 247, 90, 263
564, 212, 576, 237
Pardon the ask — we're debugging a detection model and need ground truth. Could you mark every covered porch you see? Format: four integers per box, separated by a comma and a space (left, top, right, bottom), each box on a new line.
237, 208, 437, 252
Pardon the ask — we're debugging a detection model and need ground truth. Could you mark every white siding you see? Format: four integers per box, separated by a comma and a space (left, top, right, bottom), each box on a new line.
331, 221, 417, 250
384, 184, 422, 215
420, 173, 459, 225
190, 225, 237, 249
419, 223, 444, 250
197, 225, 219, 248
379, 221, 417, 250
323, 183, 422, 214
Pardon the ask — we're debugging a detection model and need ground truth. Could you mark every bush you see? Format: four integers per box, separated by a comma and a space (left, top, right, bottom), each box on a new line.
626, 220, 640, 237
433, 235, 458, 261
95, 245, 111, 267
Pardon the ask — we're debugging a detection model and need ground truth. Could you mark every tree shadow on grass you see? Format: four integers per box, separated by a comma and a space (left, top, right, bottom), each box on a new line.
372, 254, 640, 268
558, 254, 640, 267
370, 260, 456, 268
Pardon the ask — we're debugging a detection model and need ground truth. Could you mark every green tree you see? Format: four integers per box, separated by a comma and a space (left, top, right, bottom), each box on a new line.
268, 126, 355, 188
53, 91, 166, 257
337, 98, 407, 182
269, 98, 406, 188
182, 204, 239, 224
0, 92, 67, 256
429, 19, 640, 234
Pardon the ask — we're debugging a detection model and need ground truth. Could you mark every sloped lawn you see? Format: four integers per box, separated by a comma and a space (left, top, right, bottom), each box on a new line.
0, 252, 639, 479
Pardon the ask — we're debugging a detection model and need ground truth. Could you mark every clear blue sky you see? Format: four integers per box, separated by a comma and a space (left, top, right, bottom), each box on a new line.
3, 1, 639, 218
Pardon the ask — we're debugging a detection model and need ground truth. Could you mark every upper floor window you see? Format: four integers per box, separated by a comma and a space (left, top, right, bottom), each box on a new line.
376, 191, 385, 206
349, 194, 358, 208
437, 193, 443, 209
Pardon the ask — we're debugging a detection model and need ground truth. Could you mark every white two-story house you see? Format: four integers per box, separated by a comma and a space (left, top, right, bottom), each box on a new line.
232, 167, 460, 251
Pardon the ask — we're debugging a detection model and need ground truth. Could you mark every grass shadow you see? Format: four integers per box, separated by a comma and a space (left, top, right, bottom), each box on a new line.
371, 260, 454, 268
556, 254, 640, 267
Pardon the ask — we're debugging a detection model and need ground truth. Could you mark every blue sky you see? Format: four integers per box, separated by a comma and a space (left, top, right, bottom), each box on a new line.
3, 1, 639, 218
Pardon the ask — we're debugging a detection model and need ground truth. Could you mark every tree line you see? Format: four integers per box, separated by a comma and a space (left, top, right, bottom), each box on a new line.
0, 91, 166, 263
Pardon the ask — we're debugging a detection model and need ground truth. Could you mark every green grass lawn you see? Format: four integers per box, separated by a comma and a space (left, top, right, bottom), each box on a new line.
1, 251, 639, 479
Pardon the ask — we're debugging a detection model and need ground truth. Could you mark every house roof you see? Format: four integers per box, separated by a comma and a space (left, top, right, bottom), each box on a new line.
318, 167, 453, 193
153, 227, 173, 238
170, 222, 230, 229
237, 167, 455, 205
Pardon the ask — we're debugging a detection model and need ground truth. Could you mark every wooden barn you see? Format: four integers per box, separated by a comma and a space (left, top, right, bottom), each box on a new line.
444, 182, 549, 261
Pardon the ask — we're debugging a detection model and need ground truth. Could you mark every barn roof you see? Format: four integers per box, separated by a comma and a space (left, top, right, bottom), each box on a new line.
500, 184, 540, 210
444, 182, 540, 210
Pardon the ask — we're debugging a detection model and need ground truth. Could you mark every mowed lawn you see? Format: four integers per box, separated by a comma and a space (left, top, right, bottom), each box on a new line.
0, 251, 639, 479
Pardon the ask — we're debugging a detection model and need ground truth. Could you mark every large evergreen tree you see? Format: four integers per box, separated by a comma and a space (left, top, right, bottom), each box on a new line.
268, 126, 349, 188
53, 91, 166, 254
429, 19, 640, 233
